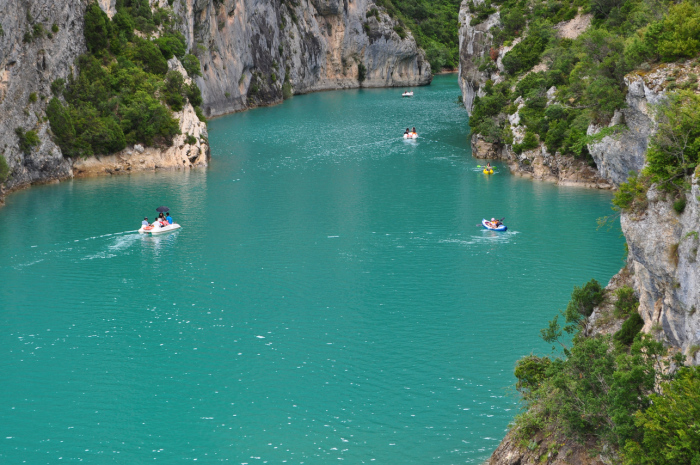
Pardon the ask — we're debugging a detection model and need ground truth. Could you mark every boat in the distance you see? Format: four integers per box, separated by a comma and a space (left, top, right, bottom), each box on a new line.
402, 91, 414, 97
403, 132, 418, 139
483, 168, 494, 174
482, 219, 507, 231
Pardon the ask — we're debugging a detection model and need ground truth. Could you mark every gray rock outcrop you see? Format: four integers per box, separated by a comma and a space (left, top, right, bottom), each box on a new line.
623, 180, 700, 364
457, 0, 499, 114
587, 75, 664, 186
175, 0, 432, 117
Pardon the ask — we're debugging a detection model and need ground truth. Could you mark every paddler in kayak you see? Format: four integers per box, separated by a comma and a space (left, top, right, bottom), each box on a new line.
490, 217, 502, 228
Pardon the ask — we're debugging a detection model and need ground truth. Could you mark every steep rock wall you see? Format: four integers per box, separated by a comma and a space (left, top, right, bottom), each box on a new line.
175, 0, 431, 117
587, 75, 663, 186
0, 0, 430, 203
0, 0, 84, 200
623, 179, 700, 364
457, 0, 499, 114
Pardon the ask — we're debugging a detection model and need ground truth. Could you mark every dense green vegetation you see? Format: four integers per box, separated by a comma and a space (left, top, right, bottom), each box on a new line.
47, 2, 204, 158
0, 154, 10, 183
374, 0, 462, 71
514, 279, 699, 463
470, 0, 700, 167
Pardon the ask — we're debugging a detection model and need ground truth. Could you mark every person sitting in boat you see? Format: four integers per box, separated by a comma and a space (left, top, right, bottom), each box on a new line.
491, 217, 502, 227
156, 212, 167, 227
166, 213, 173, 225
404, 128, 410, 136
487, 162, 491, 170
142, 217, 149, 227
412, 127, 417, 136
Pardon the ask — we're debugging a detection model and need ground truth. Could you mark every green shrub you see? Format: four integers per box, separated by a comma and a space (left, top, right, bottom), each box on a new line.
46, 98, 81, 158
567, 279, 605, 318
513, 130, 539, 154
613, 172, 649, 211
644, 91, 700, 192
614, 313, 644, 346
15, 127, 41, 155
84, 2, 110, 54
155, 32, 187, 60
673, 197, 687, 214
393, 24, 406, 39
185, 82, 202, 107
657, 1, 700, 62
28, 92, 38, 103
358, 63, 367, 83
623, 367, 700, 465
0, 154, 10, 183
163, 70, 185, 111
194, 106, 207, 123
181, 54, 202, 77
51, 78, 65, 96
185, 134, 197, 145
127, 38, 168, 76
282, 81, 293, 99
51, 23, 59, 33
614, 286, 638, 318
514, 355, 551, 399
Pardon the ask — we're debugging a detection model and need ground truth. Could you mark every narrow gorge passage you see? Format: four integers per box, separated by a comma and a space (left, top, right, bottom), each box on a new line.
0, 75, 624, 464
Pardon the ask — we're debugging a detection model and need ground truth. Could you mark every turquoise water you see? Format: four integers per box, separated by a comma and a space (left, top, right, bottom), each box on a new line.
0, 75, 623, 464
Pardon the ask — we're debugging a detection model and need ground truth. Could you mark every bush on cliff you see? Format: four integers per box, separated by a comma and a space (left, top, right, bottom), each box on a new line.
48, 2, 207, 158
15, 128, 41, 155
623, 366, 700, 465
0, 154, 10, 183
513, 279, 688, 460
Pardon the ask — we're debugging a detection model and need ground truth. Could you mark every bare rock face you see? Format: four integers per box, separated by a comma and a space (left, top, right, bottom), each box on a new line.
458, 0, 500, 114
587, 74, 664, 186
622, 179, 700, 364
0, 0, 84, 201
175, 0, 431, 117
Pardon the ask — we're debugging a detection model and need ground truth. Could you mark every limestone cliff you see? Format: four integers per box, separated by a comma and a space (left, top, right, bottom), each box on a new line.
0, 0, 430, 203
173, 0, 432, 117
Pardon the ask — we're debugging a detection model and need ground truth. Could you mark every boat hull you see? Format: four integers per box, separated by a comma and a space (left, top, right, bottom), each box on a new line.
138, 223, 181, 235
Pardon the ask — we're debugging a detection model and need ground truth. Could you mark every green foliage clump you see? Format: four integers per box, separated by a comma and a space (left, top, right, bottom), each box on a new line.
567, 279, 604, 318
614, 313, 645, 346
185, 134, 197, 145
502, 24, 551, 75
644, 91, 700, 192
0, 154, 10, 183
46, 1, 204, 158
673, 197, 687, 214
614, 286, 638, 318
28, 92, 38, 103
623, 366, 700, 465
181, 54, 202, 77
613, 172, 649, 211
15, 128, 41, 155
154, 32, 187, 60
373, 0, 462, 71
358, 63, 367, 83
514, 278, 690, 458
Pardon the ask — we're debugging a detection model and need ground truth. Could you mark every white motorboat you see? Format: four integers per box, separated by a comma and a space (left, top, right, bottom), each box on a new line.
402, 91, 414, 97
139, 222, 181, 234
403, 133, 418, 139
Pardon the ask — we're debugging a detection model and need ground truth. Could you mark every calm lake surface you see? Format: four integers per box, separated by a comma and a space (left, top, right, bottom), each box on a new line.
0, 75, 624, 464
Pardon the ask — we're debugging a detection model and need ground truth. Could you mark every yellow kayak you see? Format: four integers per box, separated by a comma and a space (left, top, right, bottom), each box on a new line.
483, 169, 493, 174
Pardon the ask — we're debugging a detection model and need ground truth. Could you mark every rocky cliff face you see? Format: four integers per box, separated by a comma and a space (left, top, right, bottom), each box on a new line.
0, 0, 83, 200
173, 0, 431, 117
0, 0, 430, 204
623, 179, 700, 364
457, 0, 499, 114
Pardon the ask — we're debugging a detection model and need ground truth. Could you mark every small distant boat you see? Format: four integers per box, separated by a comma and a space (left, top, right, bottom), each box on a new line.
139, 222, 181, 235
402, 91, 414, 97
482, 219, 507, 231
483, 168, 494, 174
403, 132, 418, 139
